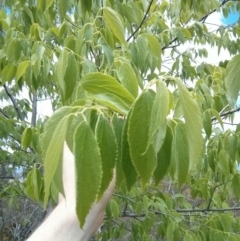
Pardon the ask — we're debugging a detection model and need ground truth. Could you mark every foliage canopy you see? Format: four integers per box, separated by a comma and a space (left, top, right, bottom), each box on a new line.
1, 0, 240, 240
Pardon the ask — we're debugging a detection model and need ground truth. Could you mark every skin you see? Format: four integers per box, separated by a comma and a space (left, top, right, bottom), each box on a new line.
27, 143, 116, 241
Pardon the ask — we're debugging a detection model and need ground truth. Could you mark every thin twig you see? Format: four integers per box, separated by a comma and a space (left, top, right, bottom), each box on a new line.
31, 92, 37, 127
161, 0, 231, 50
212, 106, 240, 121
120, 205, 240, 218
127, 0, 154, 42
3, 84, 24, 121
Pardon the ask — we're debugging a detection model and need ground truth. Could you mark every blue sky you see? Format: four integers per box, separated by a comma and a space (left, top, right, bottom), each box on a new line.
221, 11, 239, 25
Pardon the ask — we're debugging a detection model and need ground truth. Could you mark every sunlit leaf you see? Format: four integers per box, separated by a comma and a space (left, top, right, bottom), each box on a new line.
16, 61, 30, 81
80, 72, 134, 115
21, 127, 32, 149
175, 123, 189, 186
1, 63, 16, 83
103, 7, 127, 47
115, 61, 138, 98
175, 78, 203, 170
147, 80, 169, 152
225, 54, 240, 107
110, 199, 119, 221
41, 107, 72, 206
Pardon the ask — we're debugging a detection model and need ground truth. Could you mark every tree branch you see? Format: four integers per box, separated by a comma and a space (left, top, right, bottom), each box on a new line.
212, 106, 240, 121
120, 206, 240, 218
3, 84, 24, 121
161, 0, 231, 50
31, 92, 37, 127
0, 176, 15, 179
127, 0, 154, 42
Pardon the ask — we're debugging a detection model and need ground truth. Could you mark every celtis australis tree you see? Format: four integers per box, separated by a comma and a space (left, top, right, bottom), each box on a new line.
1, 0, 240, 240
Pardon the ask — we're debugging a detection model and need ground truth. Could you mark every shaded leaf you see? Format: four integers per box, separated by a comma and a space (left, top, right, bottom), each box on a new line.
154, 126, 173, 185
112, 115, 125, 187
203, 110, 212, 138
121, 110, 137, 190
175, 123, 189, 186
128, 90, 157, 186
96, 115, 117, 198
232, 173, 240, 200
75, 121, 102, 228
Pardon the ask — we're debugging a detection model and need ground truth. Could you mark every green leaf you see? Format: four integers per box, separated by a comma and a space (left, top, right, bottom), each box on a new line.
41, 107, 72, 206
56, 50, 68, 93
64, 53, 78, 101
45, 0, 54, 9
26, 169, 42, 202
203, 110, 212, 138
7, 39, 21, 62
75, 121, 102, 228
80, 72, 135, 115
121, 110, 137, 190
57, 51, 78, 102
136, 35, 149, 72
81, 72, 134, 104
175, 78, 203, 170
184, 233, 193, 241
147, 80, 169, 152
210, 108, 223, 130
217, 150, 229, 175
228, 134, 237, 161
16, 61, 30, 81
175, 123, 189, 186
1, 63, 17, 83
96, 114, 117, 199
232, 173, 240, 200
128, 90, 157, 187
43, 116, 69, 206
166, 222, 175, 241
103, 7, 127, 47
115, 61, 138, 98
37, 0, 46, 11
21, 127, 32, 149
220, 214, 232, 232
146, 34, 161, 58
32, 168, 42, 201
225, 54, 240, 107
90, 93, 130, 116
154, 126, 173, 185
58, 0, 71, 19
81, 0, 92, 12
112, 115, 125, 187
110, 199, 119, 221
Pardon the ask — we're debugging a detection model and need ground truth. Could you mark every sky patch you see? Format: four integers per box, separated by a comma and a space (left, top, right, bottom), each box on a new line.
221, 11, 239, 25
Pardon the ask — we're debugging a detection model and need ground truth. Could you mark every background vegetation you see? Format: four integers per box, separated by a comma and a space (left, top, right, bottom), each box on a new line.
1, 0, 240, 240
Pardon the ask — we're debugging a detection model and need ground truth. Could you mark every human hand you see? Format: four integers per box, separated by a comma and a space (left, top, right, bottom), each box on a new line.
27, 143, 115, 241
